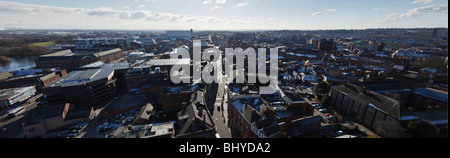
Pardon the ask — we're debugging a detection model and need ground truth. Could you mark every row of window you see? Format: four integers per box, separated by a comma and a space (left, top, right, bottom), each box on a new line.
331, 89, 396, 130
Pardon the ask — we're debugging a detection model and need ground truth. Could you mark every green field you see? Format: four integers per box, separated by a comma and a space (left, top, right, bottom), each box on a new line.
30, 41, 55, 47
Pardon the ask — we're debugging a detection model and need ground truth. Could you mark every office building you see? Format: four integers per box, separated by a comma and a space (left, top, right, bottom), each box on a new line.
41, 67, 118, 108
74, 38, 130, 49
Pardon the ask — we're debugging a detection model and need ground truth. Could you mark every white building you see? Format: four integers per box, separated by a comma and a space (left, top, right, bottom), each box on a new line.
74, 38, 130, 49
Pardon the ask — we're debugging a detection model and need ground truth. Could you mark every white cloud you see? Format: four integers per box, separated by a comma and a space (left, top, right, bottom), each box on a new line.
376, 5, 448, 23
0, 1, 84, 15
373, 7, 388, 10
412, 0, 441, 4
137, 4, 146, 8
0, 0, 270, 30
211, 6, 222, 10
312, 11, 324, 16
203, 0, 212, 4
216, 0, 227, 4
236, 2, 249, 7
87, 7, 122, 17
312, 9, 336, 16
134, 0, 158, 3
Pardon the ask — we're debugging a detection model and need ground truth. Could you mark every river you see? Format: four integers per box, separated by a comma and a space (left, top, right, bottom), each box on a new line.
0, 56, 38, 72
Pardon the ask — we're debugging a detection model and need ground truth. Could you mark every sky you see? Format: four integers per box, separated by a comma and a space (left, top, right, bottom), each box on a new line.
0, 0, 448, 30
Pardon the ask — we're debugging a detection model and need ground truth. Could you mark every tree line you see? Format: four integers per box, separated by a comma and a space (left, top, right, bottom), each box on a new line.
0, 34, 77, 57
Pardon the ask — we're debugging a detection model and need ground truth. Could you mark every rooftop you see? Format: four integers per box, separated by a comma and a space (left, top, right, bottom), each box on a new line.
39, 48, 123, 59
41, 49, 73, 57
46, 68, 114, 88
93, 48, 123, 58
333, 83, 401, 119
26, 104, 65, 125
112, 121, 175, 138
413, 87, 448, 103
144, 59, 191, 66
0, 86, 35, 101
106, 95, 149, 110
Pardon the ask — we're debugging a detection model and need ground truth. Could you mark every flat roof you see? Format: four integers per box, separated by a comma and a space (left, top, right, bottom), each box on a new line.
107, 95, 149, 109
144, 59, 191, 66
333, 83, 400, 119
93, 48, 123, 58
413, 87, 448, 103
0, 86, 35, 101
46, 68, 114, 88
41, 50, 73, 57
26, 104, 65, 125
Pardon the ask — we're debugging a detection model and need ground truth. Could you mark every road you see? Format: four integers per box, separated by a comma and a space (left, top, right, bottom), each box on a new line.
76, 106, 110, 138
209, 53, 231, 138
0, 102, 38, 138
211, 75, 231, 138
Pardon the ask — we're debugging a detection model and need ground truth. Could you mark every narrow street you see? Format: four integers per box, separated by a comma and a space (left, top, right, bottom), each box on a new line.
207, 53, 231, 138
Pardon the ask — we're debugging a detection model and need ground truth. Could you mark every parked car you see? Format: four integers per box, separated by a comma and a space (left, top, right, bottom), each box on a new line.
98, 123, 112, 132
319, 108, 329, 113
67, 133, 77, 138
327, 116, 337, 123
336, 130, 345, 136
312, 104, 322, 109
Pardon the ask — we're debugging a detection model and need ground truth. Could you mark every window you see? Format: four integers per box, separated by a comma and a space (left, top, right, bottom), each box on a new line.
353, 101, 359, 112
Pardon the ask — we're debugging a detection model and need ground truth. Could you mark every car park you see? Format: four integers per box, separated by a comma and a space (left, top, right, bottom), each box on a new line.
327, 116, 337, 123
98, 122, 112, 132
67, 133, 77, 138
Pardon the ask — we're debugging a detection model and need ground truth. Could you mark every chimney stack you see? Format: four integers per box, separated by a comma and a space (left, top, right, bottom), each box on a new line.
342, 80, 347, 86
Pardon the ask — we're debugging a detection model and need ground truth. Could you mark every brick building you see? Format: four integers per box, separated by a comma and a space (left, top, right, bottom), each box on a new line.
35, 48, 124, 71
330, 82, 401, 132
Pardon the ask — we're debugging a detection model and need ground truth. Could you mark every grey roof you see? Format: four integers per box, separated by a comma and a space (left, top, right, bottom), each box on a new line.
93, 48, 123, 58
231, 97, 265, 113
39, 72, 56, 81
333, 83, 400, 119
144, 59, 190, 66
107, 95, 149, 109
46, 68, 114, 88
26, 104, 65, 125
413, 110, 448, 125
80, 61, 105, 68
0, 86, 35, 101
413, 88, 448, 103
14, 69, 43, 77
41, 49, 73, 57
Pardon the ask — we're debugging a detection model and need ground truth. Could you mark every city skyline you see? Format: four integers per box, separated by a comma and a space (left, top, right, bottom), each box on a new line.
0, 0, 448, 31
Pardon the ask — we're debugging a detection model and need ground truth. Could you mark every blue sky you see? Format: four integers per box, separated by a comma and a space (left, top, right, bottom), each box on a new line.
0, 0, 447, 30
